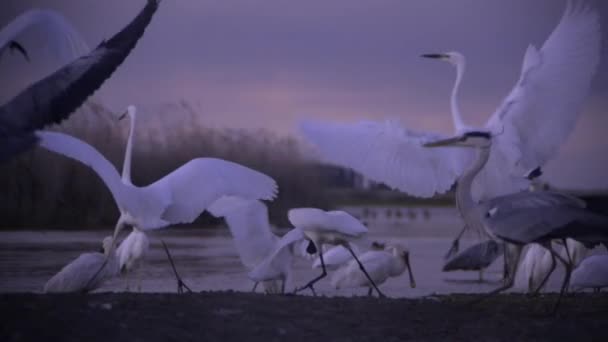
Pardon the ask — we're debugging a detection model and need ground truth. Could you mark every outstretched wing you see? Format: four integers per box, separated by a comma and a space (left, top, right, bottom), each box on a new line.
35, 130, 127, 208
0, 1, 160, 162
300, 120, 467, 197
152, 158, 278, 224
208, 197, 278, 269
485, 2, 601, 176
288, 207, 368, 237
248, 228, 305, 281
0, 8, 88, 61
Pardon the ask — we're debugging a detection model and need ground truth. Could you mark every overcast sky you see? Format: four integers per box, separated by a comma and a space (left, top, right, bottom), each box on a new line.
1, 0, 607, 190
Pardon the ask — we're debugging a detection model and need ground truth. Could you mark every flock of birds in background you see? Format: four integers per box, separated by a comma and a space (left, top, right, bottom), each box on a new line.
1, 0, 608, 312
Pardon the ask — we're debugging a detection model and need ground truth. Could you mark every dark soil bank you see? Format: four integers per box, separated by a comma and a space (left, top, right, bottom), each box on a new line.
1, 292, 607, 341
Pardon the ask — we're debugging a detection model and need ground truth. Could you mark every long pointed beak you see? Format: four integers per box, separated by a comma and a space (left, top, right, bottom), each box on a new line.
404, 255, 416, 288
423, 136, 463, 147
421, 53, 447, 59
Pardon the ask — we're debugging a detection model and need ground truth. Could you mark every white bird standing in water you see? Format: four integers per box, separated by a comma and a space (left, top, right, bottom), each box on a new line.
331, 244, 416, 297
0, 8, 88, 62
300, 1, 600, 203
44, 236, 119, 293
570, 255, 608, 292
116, 229, 149, 291
208, 196, 295, 294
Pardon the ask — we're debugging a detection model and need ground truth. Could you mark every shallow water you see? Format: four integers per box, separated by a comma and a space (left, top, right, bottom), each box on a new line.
0, 217, 603, 297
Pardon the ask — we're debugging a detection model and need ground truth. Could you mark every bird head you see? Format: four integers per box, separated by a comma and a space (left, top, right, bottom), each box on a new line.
387, 244, 416, 288
423, 131, 492, 149
101, 236, 114, 256
421, 51, 465, 68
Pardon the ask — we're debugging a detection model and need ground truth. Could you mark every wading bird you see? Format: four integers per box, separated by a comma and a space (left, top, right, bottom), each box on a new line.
250, 208, 386, 297
44, 236, 119, 293
300, 1, 600, 204
208, 196, 296, 294
424, 131, 608, 311
0, 0, 160, 163
570, 255, 608, 292
1, 8, 88, 63
116, 228, 149, 291
442, 240, 504, 282
331, 244, 416, 297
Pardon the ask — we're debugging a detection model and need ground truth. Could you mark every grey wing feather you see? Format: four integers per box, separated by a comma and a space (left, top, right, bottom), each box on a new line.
443, 240, 502, 271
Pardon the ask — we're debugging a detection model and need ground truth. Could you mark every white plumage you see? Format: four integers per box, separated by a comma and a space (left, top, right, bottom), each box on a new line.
116, 228, 150, 275
36, 105, 278, 241
571, 255, 608, 291
300, 1, 600, 201
331, 244, 416, 295
208, 196, 292, 293
0, 8, 88, 63
44, 236, 119, 293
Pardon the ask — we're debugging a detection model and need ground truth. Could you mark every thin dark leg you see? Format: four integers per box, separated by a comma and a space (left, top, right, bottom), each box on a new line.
367, 287, 373, 297
445, 225, 466, 260
84, 257, 109, 291
251, 282, 259, 293
294, 247, 326, 296
281, 279, 286, 294
532, 243, 556, 295
546, 245, 571, 314
160, 240, 192, 294
344, 244, 386, 298
470, 244, 521, 306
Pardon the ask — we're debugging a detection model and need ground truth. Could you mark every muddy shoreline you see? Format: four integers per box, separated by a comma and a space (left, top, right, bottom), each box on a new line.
2, 292, 607, 341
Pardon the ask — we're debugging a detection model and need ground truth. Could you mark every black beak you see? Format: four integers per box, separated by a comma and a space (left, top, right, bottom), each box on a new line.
421, 53, 447, 59
118, 110, 128, 121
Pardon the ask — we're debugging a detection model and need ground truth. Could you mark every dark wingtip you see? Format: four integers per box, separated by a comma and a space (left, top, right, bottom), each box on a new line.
421, 53, 447, 59
525, 167, 543, 180
9, 40, 30, 62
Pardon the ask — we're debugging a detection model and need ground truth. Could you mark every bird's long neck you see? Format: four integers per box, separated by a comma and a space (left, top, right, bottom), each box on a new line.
455, 146, 491, 221
121, 112, 136, 185
451, 61, 467, 133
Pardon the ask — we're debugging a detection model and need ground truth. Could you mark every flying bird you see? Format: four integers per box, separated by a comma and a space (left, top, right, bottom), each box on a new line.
300, 1, 600, 203
0, 8, 88, 63
0, 0, 160, 163
44, 236, 119, 293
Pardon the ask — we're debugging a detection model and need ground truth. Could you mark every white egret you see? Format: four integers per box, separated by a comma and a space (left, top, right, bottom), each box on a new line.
116, 229, 149, 291
207, 196, 295, 294
424, 131, 608, 310
250, 208, 386, 297
331, 244, 416, 297
37, 105, 278, 243
570, 255, 608, 292
43, 236, 119, 293
300, 1, 600, 203
1, 8, 88, 63
0, 0, 159, 163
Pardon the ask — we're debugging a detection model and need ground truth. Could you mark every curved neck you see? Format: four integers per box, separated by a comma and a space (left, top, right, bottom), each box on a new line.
121, 112, 136, 185
451, 61, 467, 133
455, 146, 491, 215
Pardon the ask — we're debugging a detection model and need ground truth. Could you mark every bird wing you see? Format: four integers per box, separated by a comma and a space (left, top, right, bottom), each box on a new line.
151, 158, 277, 224
442, 240, 501, 271
0, 8, 88, 61
35, 131, 129, 209
287, 207, 368, 237
43, 252, 108, 293
300, 120, 468, 197
208, 197, 278, 269
331, 251, 392, 288
0, 0, 159, 154
248, 228, 305, 281
571, 255, 608, 289
484, 2, 600, 178
312, 245, 357, 269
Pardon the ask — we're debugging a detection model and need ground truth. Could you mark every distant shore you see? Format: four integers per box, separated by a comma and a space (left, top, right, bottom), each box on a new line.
2, 292, 607, 341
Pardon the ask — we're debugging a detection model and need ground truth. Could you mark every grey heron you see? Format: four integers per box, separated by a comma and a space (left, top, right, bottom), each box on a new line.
424, 131, 608, 310
299, 1, 599, 203
0, 0, 160, 163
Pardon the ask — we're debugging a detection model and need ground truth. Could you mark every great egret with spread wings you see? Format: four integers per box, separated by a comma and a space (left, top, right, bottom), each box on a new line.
36, 105, 278, 251
0, 0, 159, 163
300, 1, 600, 202
0, 8, 88, 63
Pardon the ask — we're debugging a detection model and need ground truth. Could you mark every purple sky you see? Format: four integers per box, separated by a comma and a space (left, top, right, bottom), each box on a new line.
1, 0, 607, 190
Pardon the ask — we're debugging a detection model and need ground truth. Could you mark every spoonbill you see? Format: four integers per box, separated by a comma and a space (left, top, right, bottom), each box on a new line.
570, 255, 608, 292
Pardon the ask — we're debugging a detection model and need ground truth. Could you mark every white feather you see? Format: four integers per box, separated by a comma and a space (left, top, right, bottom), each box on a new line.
571, 255, 608, 290
287, 207, 368, 237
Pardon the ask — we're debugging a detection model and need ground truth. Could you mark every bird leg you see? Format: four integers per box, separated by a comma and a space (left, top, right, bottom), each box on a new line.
160, 240, 192, 294
548, 246, 572, 315
444, 225, 466, 260
343, 243, 386, 298
294, 248, 326, 296
531, 242, 556, 295
251, 282, 259, 293
281, 278, 286, 294
367, 287, 373, 297
470, 244, 521, 306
